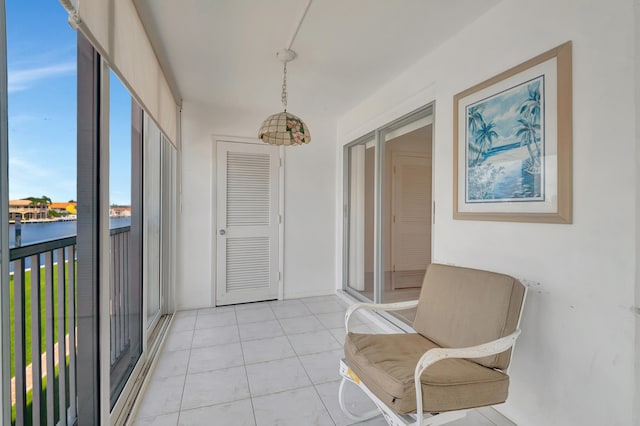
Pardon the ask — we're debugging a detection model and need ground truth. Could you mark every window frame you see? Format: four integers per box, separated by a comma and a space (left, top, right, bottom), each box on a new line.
0, 0, 11, 424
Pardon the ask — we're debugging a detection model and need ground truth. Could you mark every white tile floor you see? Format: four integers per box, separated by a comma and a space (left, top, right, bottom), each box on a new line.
132, 296, 505, 426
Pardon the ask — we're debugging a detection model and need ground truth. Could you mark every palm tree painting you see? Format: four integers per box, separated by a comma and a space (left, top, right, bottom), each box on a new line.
465, 76, 545, 201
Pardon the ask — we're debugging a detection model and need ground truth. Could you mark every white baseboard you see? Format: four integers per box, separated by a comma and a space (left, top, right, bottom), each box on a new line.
284, 288, 340, 300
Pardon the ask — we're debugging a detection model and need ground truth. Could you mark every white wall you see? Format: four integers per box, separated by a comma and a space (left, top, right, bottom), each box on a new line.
177, 102, 337, 309
337, 1, 637, 424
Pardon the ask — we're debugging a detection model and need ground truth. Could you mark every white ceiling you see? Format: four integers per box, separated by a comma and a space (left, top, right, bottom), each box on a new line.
135, 0, 499, 118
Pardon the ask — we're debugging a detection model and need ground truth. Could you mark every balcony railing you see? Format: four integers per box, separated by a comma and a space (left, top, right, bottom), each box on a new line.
109, 226, 131, 366
9, 226, 131, 425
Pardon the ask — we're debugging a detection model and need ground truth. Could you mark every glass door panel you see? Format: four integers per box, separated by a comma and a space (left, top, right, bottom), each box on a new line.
380, 115, 433, 323
344, 106, 434, 323
108, 70, 142, 408
345, 137, 376, 301
160, 136, 176, 316
143, 116, 161, 327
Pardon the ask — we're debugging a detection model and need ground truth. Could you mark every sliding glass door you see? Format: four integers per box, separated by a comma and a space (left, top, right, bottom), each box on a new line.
53, 31, 176, 425
160, 136, 177, 318
144, 116, 162, 328
344, 106, 434, 324
109, 72, 178, 418
143, 117, 177, 331
108, 71, 143, 409
0, 2, 9, 425
379, 113, 433, 323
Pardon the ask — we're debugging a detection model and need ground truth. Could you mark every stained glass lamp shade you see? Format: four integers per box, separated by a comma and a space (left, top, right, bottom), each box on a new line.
259, 111, 310, 146
258, 49, 311, 146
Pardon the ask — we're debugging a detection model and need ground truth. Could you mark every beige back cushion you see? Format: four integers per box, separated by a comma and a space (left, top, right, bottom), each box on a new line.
412, 264, 525, 370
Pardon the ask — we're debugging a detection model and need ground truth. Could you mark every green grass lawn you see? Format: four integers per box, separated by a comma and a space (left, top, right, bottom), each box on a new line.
9, 259, 75, 387
11, 356, 71, 425
9, 258, 76, 424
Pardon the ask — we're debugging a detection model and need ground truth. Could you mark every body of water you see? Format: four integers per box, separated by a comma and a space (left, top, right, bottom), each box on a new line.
9, 217, 132, 248
8, 217, 131, 273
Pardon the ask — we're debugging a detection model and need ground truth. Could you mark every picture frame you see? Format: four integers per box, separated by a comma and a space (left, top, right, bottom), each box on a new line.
453, 41, 572, 223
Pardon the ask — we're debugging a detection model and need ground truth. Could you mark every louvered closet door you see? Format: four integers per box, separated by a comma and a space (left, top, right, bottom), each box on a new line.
391, 153, 431, 290
216, 141, 280, 305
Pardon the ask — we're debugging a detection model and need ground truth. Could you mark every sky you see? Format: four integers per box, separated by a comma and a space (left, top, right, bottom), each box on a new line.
7, 0, 131, 205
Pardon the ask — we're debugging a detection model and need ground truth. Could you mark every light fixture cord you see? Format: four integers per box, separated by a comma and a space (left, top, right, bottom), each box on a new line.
287, 0, 313, 50
281, 62, 288, 112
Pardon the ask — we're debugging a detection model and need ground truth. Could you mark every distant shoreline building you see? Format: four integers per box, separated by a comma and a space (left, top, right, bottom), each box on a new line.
9, 200, 78, 222
9, 199, 47, 220
49, 201, 77, 215
8, 199, 130, 222
110, 206, 132, 217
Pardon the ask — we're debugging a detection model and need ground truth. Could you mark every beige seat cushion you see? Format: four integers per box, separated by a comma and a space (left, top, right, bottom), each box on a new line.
413, 264, 525, 369
344, 332, 509, 414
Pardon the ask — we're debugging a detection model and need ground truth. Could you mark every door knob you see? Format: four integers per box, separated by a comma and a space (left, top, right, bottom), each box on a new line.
219, 229, 226, 235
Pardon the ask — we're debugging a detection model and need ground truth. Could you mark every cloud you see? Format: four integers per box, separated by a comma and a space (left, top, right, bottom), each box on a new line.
9, 156, 52, 179
8, 156, 76, 201
8, 62, 76, 93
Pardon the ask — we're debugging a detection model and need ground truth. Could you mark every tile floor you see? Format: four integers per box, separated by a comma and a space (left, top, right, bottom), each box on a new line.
132, 295, 506, 426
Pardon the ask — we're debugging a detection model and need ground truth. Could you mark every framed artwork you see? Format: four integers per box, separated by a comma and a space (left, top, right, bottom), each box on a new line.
453, 41, 572, 223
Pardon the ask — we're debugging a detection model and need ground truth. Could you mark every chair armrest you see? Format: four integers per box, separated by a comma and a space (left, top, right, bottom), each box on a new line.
344, 300, 419, 332
413, 330, 521, 425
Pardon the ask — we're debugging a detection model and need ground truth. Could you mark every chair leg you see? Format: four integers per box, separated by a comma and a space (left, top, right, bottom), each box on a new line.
338, 377, 383, 423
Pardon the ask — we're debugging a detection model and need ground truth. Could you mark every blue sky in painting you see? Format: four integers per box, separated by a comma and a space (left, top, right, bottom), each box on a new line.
469, 77, 543, 149
7, 1, 131, 204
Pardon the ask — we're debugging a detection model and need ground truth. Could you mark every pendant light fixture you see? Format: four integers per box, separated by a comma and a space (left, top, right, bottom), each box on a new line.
258, 48, 311, 146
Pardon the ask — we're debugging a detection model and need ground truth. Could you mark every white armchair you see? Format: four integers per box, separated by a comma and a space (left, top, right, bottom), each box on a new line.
338, 264, 526, 426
